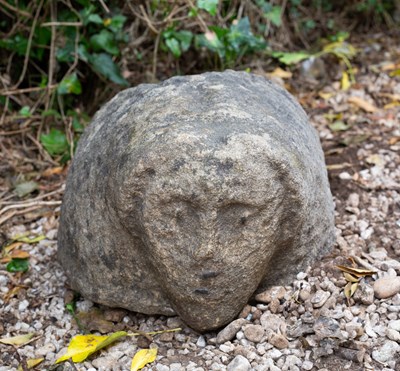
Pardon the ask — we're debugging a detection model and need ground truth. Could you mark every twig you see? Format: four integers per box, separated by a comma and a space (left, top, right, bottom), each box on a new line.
185, 0, 208, 32
0, 186, 65, 206
0, 206, 46, 226
0, 85, 58, 96
0, 0, 32, 18
41, 21, 82, 27
152, 33, 161, 81
0, 201, 62, 216
139, 5, 160, 34
98, 0, 110, 14
13, 0, 44, 89
45, 1, 57, 113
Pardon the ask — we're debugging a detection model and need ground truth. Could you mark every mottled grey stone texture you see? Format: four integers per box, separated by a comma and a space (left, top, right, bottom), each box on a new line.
58, 70, 335, 332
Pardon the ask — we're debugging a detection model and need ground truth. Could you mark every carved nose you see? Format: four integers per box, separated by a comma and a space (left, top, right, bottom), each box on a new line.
192, 243, 215, 260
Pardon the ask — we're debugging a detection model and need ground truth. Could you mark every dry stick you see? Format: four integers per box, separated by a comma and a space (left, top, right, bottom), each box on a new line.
13, 0, 44, 89
0, 201, 62, 217
26, 133, 59, 166
0, 0, 32, 18
0, 205, 49, 226
185, 0, 208, 33
41, 21, 82, 27
44, 1, 56, 115
0, 186, 65, 206
0, 85, 58, 96
152, 33, 161, 81
98, 0, 110, 14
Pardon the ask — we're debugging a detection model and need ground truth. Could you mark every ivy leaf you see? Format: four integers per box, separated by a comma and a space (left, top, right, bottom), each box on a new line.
19, 106, 31, 117
165, 38, 181, 58
106, 15, 127, 33
40, 129, 69, 156
88, 53, 129, 86
6, 258, 29, 273
197, 0, 219, 16
90, 30, 119, 55
55, 331, 127, 363
131, 348, 157, 371
264, 6, 282, 26
87, 14, 103, 25
57, 73, 82, 95
271, 51, 311, 65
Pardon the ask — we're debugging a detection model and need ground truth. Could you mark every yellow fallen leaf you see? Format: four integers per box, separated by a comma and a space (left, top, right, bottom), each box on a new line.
384, 102, 400, 109
336, 265, 376, 277
348, 96, 377, 112
267, 67, 292, 79
55, 331, 127, 364
319, 92, 335, 100
0, 333, 34, 346
343, 272, 360, 283
131, 348, 157, 371
18, 358, 44, 370
341, 71, 351, 90
15, 235, 46, 244
350, 282, 358, 296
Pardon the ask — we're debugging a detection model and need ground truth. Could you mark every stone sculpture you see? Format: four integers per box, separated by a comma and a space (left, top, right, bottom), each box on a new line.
58, 70, 335, 332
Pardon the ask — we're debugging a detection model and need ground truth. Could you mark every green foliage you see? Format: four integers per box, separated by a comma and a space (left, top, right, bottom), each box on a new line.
6, 258, 29, 273
40, 129, 70, 157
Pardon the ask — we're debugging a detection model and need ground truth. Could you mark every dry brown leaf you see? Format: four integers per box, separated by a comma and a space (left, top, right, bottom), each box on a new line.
267, 67, 292, 79
348, 96, 378, 112
42, 166, 64, 177
343, 272, 360, 283
336, 265, 376, 277
10, 250, 30, 259
389, 137, 400, 145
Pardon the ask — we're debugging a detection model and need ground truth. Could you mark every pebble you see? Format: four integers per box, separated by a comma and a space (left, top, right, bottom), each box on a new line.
372, 340, 400, 363
313, 317, 343, 340
227, 355, 250, 371
310, 290, 330, 308
373, 276, 400, 298
243, 324, 264, 343
386, 328, 400, 342
216, 319, 247, 344
196, 336, 206, 348
268, 332, 289, 349
255, 286, 286, 303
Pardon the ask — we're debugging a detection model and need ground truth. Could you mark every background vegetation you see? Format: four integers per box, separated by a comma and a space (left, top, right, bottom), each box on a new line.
0, 0, 398, 163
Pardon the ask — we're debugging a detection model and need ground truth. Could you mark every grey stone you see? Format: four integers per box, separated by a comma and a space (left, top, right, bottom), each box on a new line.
243, 324, 265, 343
372, 340, 400, 363
227, 355, 251, 371
374, 276, 400, 299
268, 332, 289, 349
216, 318, 247, 344
313, 316, 343, 340
58, 70, 335, 332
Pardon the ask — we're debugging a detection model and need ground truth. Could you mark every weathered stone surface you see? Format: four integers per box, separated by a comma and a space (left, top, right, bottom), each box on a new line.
58, 70, 335, 332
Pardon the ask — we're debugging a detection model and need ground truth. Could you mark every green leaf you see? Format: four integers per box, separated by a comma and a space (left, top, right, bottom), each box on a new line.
57, 73, 82, 95
272, 51, 311, 65
107, 15, 127, 33
19, 106, 31, 117
77, 44, 90, 62
90, 30, 119, 55
40, 129, 69, 156
15, 181, 39, 197
329, 121, 351, 132
42, 109, 62, 119
165, 38, 181, 58
174, 30, 193, 52
6, 258, 29, 273
197, 0, 219, 16
87, 14, 103, 24
264, 6, 282, 26
88, 53, 129, 86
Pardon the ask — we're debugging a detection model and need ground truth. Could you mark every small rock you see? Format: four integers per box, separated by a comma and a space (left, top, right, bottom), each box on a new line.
167, 317, 183, 328
18, 300, 29, 312
227, 355, 251, 371
216, 319, 247, 344
103, 309, 127, 322
269, 298, 280, 313
255, 286, 286, 303
35, 343, 56, 357
313, 317, 342, 340
302, 360, 314, 370
310, 290, 330, 308
299, 289, 310, 302
388, 320, 400, 332
268, 332, 289, 349
156, 365, 170, 371
374, 276, 400, 299
159, 332, 174, 342
238, 305, 252, 319
353, 282, 374, 305
372, 340, 400, 363
243, 324, 264, 343
196, 336, 206, 348
347, 193, 360, 208
386, 328, 400, 342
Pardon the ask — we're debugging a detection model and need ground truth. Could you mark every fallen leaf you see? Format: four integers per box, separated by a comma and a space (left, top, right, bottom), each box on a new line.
340, 134, 370, 146
4, 286, 23, 302
42, 166, 64, 177
319, 92, 335, 100
10, 250, 30, 259
267, 67, 292, 79
384, 102, 400, 109
366, 154, 385, 167
0, 333, 34, 346
337, 265, 376, 277
55, 331, 127, 364
389, 136, 400, 145
131, 348, 157, 371
348, 96, 378, 112
18, 358, 44, 370
343, 272, 360, 283
328, 121, 350, 132
14, 235, 46, 244
344, 281, 352, 299
14, 181, 39, 198
341, 71, 351, 90
350, 282, 358, 296
326, 162, 352, 170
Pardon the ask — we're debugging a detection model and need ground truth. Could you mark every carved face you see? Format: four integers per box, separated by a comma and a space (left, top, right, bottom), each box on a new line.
137, 138, 297, 326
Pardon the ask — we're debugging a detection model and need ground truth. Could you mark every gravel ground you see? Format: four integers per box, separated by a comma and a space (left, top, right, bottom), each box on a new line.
1, 34, 400, 371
